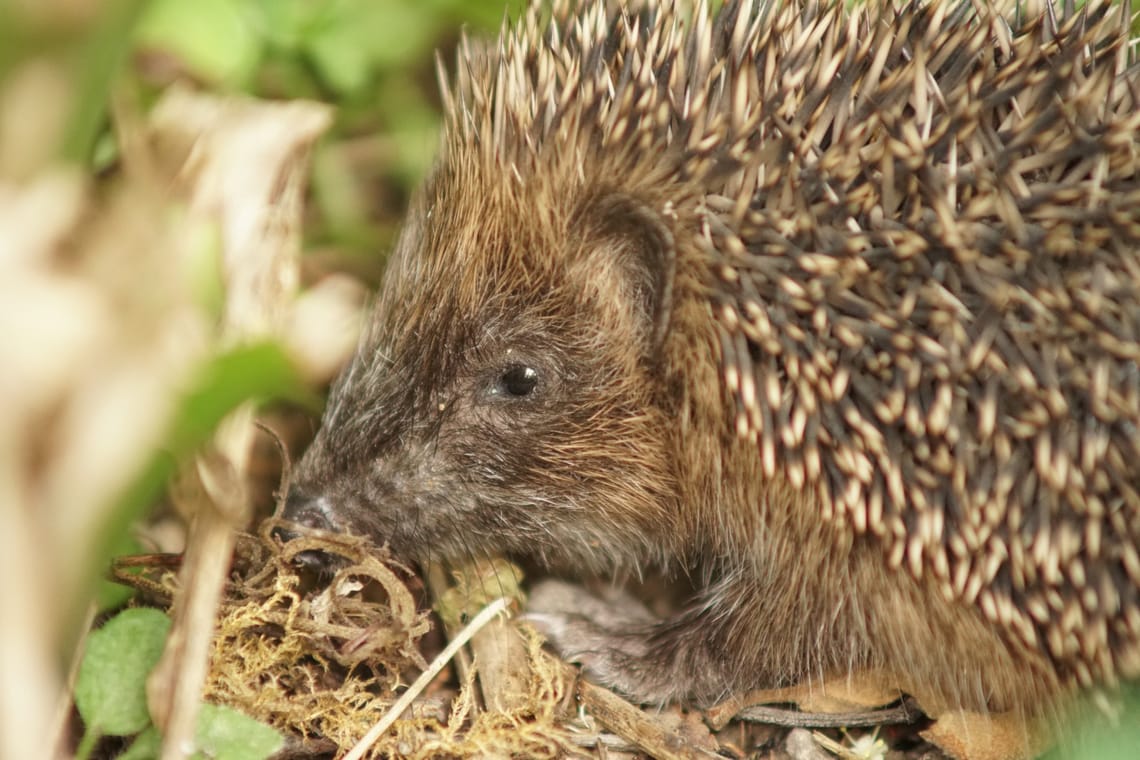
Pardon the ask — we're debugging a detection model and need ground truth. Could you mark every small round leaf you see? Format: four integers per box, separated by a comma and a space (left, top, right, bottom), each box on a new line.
75, 608, 171, 736
194, 703, 283, 760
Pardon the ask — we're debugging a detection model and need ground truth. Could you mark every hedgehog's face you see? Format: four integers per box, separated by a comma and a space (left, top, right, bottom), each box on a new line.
281, 178, 684, 574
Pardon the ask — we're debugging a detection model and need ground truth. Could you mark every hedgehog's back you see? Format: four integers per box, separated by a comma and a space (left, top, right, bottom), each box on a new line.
704, 0, 1140, 690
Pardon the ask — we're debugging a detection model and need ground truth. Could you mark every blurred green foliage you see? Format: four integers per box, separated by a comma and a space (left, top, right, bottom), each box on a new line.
2, 0, 509, 630
1, 0, 513, 277
102, 343, 313, 583
137, 0, 508, 94
132, 0, 512, 276
1044, 684, 1140, 760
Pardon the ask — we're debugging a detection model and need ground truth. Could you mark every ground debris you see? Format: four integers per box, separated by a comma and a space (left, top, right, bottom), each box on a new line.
110, 531, 951, 758
113, 527, 582, 758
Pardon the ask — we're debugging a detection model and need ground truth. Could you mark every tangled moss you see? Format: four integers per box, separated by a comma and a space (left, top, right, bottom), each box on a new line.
117, 526, 575, 758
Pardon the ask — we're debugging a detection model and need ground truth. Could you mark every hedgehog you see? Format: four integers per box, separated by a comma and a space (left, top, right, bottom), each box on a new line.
280, 0, 1140, 729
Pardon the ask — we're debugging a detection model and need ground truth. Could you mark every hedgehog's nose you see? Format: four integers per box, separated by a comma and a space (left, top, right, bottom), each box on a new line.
274, 489, 336, 574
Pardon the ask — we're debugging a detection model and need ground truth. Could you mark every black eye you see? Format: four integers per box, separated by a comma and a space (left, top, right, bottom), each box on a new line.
495, 364, 539, 397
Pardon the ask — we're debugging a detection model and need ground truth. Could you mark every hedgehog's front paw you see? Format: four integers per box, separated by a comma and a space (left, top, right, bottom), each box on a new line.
524, 579, 676, 704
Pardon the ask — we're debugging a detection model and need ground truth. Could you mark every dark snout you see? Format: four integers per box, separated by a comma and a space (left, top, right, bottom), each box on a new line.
273, 488, 338, 575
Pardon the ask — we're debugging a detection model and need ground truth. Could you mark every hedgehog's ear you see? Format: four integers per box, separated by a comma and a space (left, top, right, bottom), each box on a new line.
578, 194, 676, 356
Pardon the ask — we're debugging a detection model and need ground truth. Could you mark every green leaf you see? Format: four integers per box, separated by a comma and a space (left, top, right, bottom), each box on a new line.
193, 703, 283, 760
136, 0, 262, 87
303, 23, 374, 95
107, 340, 312, 535
302, 0, 437, 94
117, 726, 161, 760
168, 341, 315, 451
1045, 685, 1140, 760
75, 608, 171, 736
63, 0, 148, 164
106, 706, 282, 760
93, 343, 314, 643
252, 0, 326, 50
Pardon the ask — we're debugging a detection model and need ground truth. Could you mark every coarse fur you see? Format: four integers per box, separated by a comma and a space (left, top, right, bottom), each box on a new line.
284, 0, 1140, 726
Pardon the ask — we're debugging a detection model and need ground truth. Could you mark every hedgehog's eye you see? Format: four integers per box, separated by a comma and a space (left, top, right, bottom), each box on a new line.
493, 364, 539, 398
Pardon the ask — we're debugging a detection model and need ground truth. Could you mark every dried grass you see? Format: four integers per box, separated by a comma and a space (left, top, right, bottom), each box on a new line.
117, 531, 579, 759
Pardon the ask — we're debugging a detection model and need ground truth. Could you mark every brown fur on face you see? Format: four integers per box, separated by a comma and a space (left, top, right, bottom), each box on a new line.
292, 158, 688, 574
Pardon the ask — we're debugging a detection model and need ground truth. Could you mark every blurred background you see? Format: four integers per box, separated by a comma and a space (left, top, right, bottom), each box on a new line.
0, 0, 508, 757
128, 0, 507, 280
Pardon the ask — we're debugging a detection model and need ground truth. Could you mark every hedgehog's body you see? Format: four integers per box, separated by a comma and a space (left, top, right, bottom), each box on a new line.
285, 0, 1140, 725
